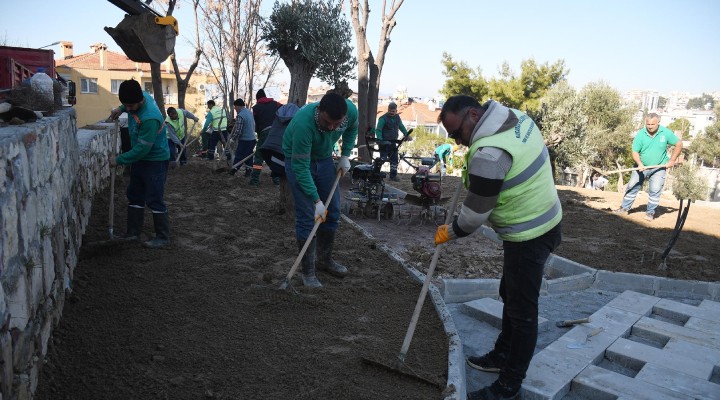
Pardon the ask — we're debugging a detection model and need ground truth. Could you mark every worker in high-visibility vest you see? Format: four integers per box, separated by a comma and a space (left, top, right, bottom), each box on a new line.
202, 100, 229, 161
165, 107, 199, 166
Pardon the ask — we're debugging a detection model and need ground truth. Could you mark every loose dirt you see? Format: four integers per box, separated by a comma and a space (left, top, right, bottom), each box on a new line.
37, 159, 720, 399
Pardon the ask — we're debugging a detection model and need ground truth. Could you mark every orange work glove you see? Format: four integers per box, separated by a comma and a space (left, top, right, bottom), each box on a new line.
434, 224, 456, 245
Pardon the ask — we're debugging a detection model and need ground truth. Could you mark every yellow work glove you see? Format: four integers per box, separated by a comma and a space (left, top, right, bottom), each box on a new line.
434, 224, 456, 246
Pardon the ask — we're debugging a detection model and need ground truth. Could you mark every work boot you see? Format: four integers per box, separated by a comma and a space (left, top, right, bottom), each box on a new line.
244, 167, 252, 177
272, 176, 281, 186
466, 351, 506, 373
297, 238, 322, 288
249, 169, 261, 186
122, 206, 144, 240
644, 212, 655, 221
467, 379, 520, 400
229, 167, 239, 176
612, 207, 628, 215
143, 212, 170, 249
315, 230, 348, 278
389, 175, 400, 182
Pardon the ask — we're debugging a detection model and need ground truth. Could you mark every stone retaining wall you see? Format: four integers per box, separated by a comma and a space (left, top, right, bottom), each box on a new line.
0, 109, 115, 399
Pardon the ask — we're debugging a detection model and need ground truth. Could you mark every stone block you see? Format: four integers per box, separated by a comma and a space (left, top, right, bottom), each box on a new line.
663, 337, 720, 367
655, 277, 712, 300
700, 299, 720, 312
632, 316, 720, 350
42, 236, 54, 297
605, 290, 659, 315
607, 337, 713, 379
6, 274, 30, 330
636, 361, 720, 399
441, 279, 499, 304
593, 271, 658, 295
545, 254, 596, 278
588, 303, 644, 337
1, 193, 18, 272
522, 345, 590, 400
1, 332, 13, 397
572, 364, 693, 400
546, 272, 594, 293
462, 297, 549, 332
653, 297, 720, 322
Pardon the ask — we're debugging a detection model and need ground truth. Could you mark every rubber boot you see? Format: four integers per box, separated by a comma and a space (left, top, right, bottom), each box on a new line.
297, 238, 322, 288
249, 168, 261, 186
315, 230, 348, 278
122, 206, 144, 240
143, 212, 170, 249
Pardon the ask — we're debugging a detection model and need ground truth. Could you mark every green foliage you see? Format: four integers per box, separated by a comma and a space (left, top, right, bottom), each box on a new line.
671, 163, 708, 201
686, 93, 715, 110
688, 120, 720, 167
439, 52, 488, 100
667, 118, 691, 137
262, 0, 355, 87
440, 54, 567, 113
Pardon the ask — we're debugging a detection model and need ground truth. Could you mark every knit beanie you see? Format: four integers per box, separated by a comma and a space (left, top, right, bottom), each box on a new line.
119, 79, 143, 104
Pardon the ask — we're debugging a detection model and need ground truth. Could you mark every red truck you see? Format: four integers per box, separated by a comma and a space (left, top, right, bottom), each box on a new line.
0, 45, 55, 90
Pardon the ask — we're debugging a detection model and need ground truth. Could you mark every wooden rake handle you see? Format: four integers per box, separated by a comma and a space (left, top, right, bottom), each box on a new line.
398, 180, 464, 361
279, 170, 342, 289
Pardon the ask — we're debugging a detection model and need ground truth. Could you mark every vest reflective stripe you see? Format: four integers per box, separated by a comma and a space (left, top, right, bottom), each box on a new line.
494, 198, 561, 235
501, 146, 548, 191
210, 106, 227, 130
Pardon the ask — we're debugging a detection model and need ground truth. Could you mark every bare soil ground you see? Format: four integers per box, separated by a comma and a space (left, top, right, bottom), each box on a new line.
367, 174, 720, 283
354, 173, 719, 283
37, 160, 449, 400
37, 160, 720, 400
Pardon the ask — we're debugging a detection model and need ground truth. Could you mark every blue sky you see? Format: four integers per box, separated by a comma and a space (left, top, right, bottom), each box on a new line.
2, 0, 719, 98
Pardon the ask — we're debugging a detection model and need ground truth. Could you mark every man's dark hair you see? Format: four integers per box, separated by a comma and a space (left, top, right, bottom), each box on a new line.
256, 89, 266, 100
207, 100, 215, 107
439, 95, 483, 121
234, 99, 245, 107
318, 92, 348, 120
167, 107, 177, 114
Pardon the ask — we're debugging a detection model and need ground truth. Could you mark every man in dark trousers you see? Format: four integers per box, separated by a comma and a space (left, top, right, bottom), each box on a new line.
250, 89, 282, 185
374, 102, 409, 181
282, 93, 357, 288
435, 95, 562, 399
108, 79, 171, 248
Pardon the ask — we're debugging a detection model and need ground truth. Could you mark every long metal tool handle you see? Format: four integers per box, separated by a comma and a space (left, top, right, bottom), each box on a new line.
175, 120, 198, 163
109, 120, 118, 239
594, 164, 666, 175
230, 152, 255, 170
279, 170, 343, 289
398, 180, 464, 361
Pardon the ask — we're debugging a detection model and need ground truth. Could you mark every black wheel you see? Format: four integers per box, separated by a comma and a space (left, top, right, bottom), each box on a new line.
383, 203, 394, 220
363, 202, 374, 218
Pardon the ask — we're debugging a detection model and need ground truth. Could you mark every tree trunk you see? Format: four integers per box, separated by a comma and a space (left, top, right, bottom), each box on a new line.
151, 62, 166, 117
287, 61, 315, 107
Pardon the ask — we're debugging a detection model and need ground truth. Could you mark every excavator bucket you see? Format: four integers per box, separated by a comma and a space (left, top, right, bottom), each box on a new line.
104, 13, 175, 64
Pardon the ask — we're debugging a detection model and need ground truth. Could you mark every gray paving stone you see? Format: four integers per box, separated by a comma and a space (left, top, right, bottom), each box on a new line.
606, 337, 714, 379
441, 279, 499, 304
685, 315, 720, 335
461, 297, 549, 332
699, 299, 720, 312
588, 304, 644, 336
663, 337, 720, 367
522, 345, 590, 400
653, 297, 720, 322
633, 316, 720, 350
542, 327, 614, 364
635, 363, 720, 400
572, 364, 694, 400
605, 290, 659, 315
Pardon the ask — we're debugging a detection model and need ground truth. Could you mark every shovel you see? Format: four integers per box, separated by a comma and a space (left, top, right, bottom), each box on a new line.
278, 170, 342, 291
175, 120, 198, 163
362, 180, 463, 387
214, 152, 255, 174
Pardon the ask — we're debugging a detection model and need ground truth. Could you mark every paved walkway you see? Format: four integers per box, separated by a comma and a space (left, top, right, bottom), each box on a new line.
343, 216, 720, 400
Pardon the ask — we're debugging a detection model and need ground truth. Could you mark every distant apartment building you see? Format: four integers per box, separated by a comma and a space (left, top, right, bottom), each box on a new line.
55, 41, 211, 127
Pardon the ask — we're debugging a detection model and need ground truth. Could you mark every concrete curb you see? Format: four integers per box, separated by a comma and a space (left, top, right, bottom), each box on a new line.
341, 214, 465, 400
